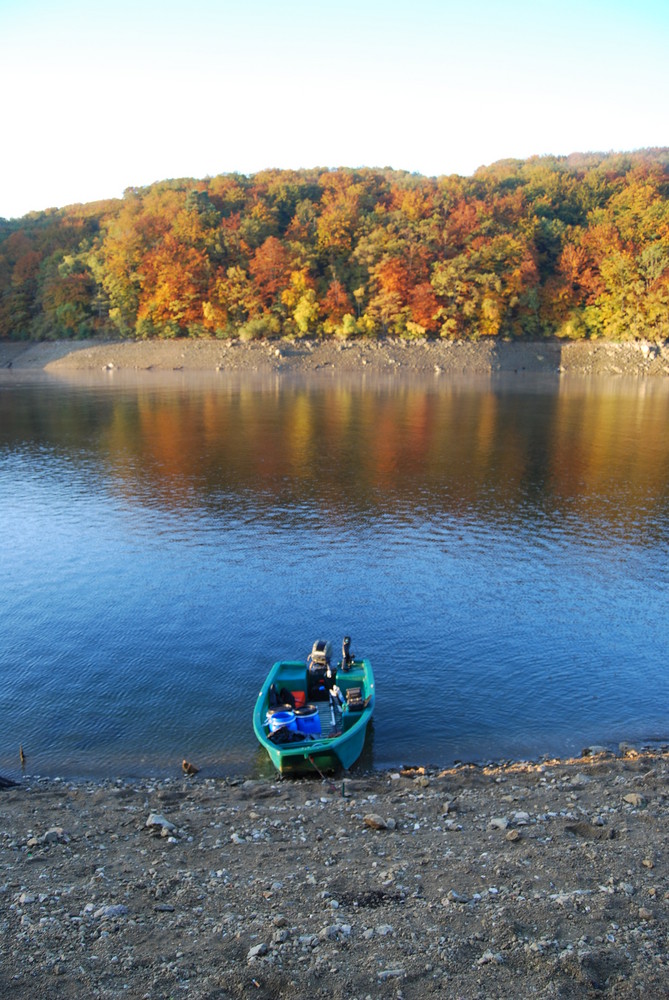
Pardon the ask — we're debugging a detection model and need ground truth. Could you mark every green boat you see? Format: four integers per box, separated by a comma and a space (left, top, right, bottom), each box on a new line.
253, 637, 374, 776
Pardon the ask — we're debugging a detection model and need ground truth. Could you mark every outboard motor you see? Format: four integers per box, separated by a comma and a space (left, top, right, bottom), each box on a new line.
341, 635, 354, 671
308, 640, 332, 672
307, 640, 333, 698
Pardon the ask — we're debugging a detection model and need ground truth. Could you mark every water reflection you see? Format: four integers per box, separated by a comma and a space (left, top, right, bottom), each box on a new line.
2, 372, 669, 544
0, 371, 668, 778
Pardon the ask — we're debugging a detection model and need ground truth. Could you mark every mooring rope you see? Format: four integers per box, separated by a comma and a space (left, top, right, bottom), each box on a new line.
307, 754, 336, 792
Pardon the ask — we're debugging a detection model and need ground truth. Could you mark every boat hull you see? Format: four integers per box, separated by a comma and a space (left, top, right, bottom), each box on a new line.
253, 657, 374, 776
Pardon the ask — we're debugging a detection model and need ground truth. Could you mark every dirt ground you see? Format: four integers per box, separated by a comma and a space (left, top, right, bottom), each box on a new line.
0, 750, 667, 1000
1, 336, 669, 379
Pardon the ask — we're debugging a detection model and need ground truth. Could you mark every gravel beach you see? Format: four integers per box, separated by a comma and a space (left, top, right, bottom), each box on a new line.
1, 750, 667, 999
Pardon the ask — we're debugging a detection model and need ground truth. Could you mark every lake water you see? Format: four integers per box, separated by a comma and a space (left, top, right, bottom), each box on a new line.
1, 369, 668, 780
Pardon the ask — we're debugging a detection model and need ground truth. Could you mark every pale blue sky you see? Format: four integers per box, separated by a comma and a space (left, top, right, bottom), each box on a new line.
1, 0, 667, 218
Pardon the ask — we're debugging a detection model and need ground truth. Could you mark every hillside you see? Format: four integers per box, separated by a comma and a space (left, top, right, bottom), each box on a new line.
1, 151, 669, 344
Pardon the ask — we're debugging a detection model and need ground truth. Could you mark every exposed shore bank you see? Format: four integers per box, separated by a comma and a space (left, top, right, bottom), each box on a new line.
1, 749, 667, 999
1, 337, 669, 378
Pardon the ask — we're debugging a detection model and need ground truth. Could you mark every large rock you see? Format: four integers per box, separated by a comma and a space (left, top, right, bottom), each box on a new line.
146, 813, 176, 832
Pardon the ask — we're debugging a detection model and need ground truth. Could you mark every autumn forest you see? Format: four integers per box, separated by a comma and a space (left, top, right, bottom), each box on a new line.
1, 149, 668, 344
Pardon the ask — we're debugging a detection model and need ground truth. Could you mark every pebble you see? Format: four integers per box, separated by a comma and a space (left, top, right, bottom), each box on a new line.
94, 904, 128, 919
26, 827, 69, 848
443, 819, 462, 831
446, 890, 467, 903
378, 968, 405, 980
363, 814, 387, 830
247, 943, 268, 961
320, 924, 350, 941
478, 950, 504, 965
623, 793, 646, 808
145, 813, 176, 832
581, 746, 611, 757
43, 827, 69, 844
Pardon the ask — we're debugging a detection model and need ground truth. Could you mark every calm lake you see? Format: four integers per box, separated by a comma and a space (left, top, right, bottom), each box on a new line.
1, 370, 668, 780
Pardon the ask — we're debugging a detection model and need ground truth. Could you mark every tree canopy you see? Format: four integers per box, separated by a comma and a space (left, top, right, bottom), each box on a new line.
2, 151, 669, 343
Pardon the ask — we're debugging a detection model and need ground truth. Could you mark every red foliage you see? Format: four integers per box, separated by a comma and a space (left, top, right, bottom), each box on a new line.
249, 237, 291, 307
409, 283, 440, 331
375, 258, 411, 301
322, 279, 353, 323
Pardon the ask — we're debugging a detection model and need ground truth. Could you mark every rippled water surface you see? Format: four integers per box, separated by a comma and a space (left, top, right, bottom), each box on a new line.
1, 370, 668, 779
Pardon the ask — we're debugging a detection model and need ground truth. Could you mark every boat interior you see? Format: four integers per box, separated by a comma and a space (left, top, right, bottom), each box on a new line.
265, 659, 369, 743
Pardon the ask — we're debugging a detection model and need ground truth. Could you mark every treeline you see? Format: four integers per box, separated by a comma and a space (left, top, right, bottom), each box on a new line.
1, 150, 669, 343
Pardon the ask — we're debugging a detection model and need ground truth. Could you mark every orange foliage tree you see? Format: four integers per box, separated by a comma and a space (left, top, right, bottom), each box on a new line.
2, 151, 669, 341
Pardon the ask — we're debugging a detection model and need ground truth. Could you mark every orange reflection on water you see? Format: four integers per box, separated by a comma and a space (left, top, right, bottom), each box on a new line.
66, 374, 669, 534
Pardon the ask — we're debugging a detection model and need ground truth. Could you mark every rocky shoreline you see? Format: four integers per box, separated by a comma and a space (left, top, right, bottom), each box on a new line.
1, 336, 669, 379
1, 749, 667, 999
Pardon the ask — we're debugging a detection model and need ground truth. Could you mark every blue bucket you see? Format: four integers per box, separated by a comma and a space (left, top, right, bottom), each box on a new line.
267, 709, 297, 733
295, 704, 321, 736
